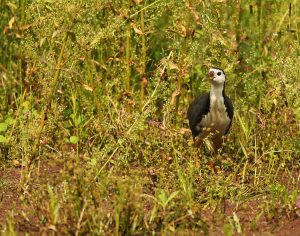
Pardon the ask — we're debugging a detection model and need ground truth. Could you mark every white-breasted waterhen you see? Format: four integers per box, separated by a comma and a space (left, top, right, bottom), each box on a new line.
187, 67, 233, 169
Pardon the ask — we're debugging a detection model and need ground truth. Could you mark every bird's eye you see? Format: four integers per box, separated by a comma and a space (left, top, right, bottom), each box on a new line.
217, 72, 222, 76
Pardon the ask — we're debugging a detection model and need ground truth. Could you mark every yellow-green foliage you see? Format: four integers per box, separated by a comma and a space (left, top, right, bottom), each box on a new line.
0, 0, 300, 234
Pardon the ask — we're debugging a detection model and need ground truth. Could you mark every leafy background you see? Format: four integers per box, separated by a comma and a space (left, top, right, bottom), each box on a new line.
0, 0, 300, 235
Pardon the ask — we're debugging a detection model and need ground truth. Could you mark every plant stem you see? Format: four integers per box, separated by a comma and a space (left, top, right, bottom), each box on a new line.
140, 7, 147, 101
18, 32, 69, 192
125, 4, 131, 92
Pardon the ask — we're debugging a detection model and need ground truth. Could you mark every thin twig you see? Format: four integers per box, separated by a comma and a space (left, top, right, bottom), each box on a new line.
75, 199, 87, 236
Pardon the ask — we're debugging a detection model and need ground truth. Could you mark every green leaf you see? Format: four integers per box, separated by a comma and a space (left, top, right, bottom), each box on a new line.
223, 223, 233, 236
165, 190, 180, 206
157, 190, 180, 208
70, 136, 79, 144
0, 123, 8, 132
5, 117, 15, 125
0, 135, 7, 143
90, 158, 97, 166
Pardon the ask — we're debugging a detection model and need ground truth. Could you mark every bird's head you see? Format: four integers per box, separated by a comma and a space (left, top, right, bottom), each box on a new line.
208, 67, 225, 85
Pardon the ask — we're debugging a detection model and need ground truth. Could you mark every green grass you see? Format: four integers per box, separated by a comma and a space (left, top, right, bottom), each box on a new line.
0, 0, 300, 235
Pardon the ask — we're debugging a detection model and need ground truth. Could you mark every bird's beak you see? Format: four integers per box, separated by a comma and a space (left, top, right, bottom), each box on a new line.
208, 71, 214, 78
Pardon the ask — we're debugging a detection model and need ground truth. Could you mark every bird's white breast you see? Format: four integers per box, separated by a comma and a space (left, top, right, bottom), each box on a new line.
199, 94, 231, 136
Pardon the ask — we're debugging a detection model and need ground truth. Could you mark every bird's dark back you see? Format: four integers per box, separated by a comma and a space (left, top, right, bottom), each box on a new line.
187, 93, 210, 137
223, 95, 234, 134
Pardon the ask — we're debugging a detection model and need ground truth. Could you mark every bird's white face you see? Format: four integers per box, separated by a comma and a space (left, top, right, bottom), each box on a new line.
208, 68, 225, 85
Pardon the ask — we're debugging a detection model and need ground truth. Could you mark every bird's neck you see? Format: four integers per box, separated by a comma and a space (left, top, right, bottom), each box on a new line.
210, 83, 225, 99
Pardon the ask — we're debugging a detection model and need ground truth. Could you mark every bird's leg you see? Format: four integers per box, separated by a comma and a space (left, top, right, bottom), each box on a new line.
192, 137, 202, 167
209, 162, 215, 174
210, 135, 224, 173
212, 135, 223, 153
193, 137, 203, 148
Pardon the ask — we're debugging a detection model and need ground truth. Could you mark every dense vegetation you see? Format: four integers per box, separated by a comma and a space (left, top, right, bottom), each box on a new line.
1, 0, 300, 234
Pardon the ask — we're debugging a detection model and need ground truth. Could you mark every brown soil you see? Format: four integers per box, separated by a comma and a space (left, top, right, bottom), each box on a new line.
0, 167, 21, 224
1, 165, 300, 235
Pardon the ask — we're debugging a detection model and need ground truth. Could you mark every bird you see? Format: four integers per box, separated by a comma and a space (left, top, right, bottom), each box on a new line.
187, 67, 234, 154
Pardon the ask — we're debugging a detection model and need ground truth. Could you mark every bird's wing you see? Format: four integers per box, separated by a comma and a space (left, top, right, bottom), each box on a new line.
223, 95, 234, 134
187, 93, 210, 137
